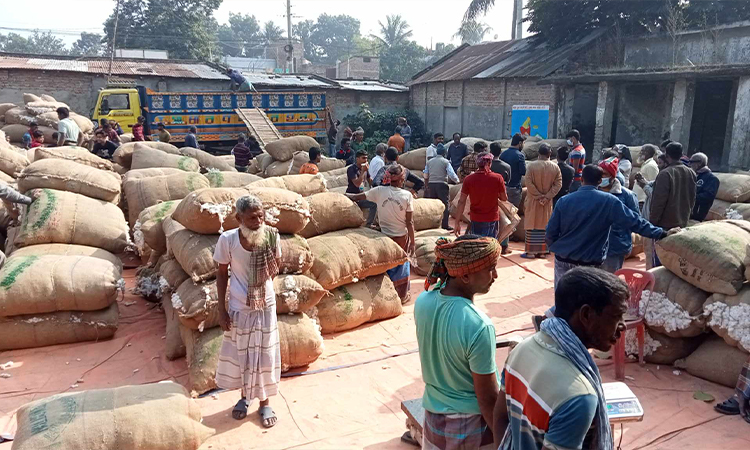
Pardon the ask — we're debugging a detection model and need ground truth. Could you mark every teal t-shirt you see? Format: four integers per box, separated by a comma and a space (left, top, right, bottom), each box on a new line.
414, 289, 499, 415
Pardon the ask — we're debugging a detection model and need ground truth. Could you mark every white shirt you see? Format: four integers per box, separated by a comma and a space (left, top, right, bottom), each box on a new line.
365, 186, 413, 237
369, 155, 385, 180
618, 159, 632, 182
213, 228, 282, 313
57, 118, 81, 143
426, 144, 438, 166
633, 157, 659, 202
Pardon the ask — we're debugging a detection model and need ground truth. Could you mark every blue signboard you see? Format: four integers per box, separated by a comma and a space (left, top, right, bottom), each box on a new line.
511, 105, 549, 139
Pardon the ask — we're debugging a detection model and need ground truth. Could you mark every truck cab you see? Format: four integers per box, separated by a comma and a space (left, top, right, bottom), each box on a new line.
92, 87, 143, 133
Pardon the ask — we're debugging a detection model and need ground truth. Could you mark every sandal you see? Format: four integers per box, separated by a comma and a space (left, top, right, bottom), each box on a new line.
258, 405, 277, 428
232, 398, 249, 420
520, 253, 535, 259
714, 397, 740, 415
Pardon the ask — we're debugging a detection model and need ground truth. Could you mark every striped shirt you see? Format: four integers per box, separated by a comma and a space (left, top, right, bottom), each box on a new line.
500, 332, 598, 450
569, 145, 586, 182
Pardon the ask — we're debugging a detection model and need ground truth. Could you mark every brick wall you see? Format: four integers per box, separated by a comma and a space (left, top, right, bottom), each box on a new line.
327, 88, 409, 121
426, 82, 445, 106
464, 79, 504, 107
444, 81, 462, 107
337, 57, 380, 80
0, 69, 98, 114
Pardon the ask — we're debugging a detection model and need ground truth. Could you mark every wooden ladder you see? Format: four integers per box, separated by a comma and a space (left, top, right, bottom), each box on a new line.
235, 108, 282, 149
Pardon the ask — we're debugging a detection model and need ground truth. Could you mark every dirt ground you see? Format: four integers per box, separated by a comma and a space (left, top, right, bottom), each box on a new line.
1, 242, 748, 449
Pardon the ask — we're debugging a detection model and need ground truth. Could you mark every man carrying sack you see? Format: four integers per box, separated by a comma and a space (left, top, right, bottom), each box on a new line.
416, 235, 502, 449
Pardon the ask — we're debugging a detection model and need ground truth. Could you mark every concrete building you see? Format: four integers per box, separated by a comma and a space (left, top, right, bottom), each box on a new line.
408, 34, 604, 142
546, 20, 750, 170
336, 56, 380, 80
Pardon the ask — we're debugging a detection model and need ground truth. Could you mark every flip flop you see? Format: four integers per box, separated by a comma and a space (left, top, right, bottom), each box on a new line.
714, 397, 740, 415
258, 405, 277, 428
232, 398, 249, 420
520, 253, 535, 259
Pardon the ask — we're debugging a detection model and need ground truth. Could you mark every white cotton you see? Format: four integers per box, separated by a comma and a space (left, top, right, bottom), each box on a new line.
265, 207, 281, 225
207, 168, 221, 174
171, 292, 183, 311
624, 329, 661, 357
133, 220, 145, 255
116, 278, 126, 292
351, 277, 359, 283
134, 272, 161, 298
725, 208, 744, 220
70, 314, 82, 324
639, 290, 696, 332
23, 317, 46, 324
200, 201, 233, 233
278, 275, 301, 310
158, 276, 170, 296
704, 301, 750, 352
305, 306, 322, 333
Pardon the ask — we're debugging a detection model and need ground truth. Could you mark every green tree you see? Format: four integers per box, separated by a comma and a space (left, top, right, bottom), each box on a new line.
309, 14, 361, 64
102, 0, 149, 50
261, 21, 284, 44
293, 19, 315, 60
343, 104, 430, 153
425, 43, 458, 65
373, 15, 413, 48
70, 32, 106, 56
0, 31, 67, 55
218, 12, 261, 57
454, 20, 492, 44
379, 40, 428, 83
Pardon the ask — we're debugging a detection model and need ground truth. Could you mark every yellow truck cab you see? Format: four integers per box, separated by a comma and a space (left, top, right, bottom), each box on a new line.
92, 87, 141, 134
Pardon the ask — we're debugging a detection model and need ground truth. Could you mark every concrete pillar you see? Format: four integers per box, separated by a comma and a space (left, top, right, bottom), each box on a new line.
669, 78, 695, 145
556, 85, 575, 138
593, 81, 616, 162
729, 76, 750, 171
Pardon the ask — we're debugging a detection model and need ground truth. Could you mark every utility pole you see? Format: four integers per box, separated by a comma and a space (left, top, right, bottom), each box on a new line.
108, 0, 121, 81
511, 0, 523, 40
286, 0, 293, 73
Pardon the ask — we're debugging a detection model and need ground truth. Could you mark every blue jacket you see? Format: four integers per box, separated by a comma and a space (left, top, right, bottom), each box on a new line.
546, 186, 665, 264
691, 169, 720, 221
607, 184, 641, 257
499, 147, 526, 188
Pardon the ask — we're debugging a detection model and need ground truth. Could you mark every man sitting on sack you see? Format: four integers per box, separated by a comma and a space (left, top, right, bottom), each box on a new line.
214, 195, 282, 428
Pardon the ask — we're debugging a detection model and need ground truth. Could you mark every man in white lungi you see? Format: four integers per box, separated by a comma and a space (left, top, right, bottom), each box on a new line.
214, 195, 281, 427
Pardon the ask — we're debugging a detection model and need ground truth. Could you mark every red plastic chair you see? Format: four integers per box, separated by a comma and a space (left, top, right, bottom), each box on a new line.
613, 269, 655, 381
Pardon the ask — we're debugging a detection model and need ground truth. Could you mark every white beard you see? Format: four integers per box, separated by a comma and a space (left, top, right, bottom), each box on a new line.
239, 223, 266, 248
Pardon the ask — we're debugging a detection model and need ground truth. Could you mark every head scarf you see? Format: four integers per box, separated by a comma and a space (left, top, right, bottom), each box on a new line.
598, 156, 619, 179
382, 163, 406, 186
476, 152, 494, 174
425, 236, 500, 289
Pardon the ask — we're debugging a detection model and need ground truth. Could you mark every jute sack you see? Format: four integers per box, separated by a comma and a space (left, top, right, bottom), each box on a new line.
165, 219, 219, 282
256, 152, 274, 172
703, 287, 750, 352
171, 187, 249, 234
10, 243, 123, 273
18, 159, 121, 203
642, 330, 705, 364
449, 183, 462, 203
299, 192, 364, 238
675, 335, 749, 388
25, 101, 67, 116
0, 302, 119, 351
0, 168, 14, 183
264, 158, 298, 177
715, 172, 750, 202
15, 189, 129, 254
22, 93, 41, 103
0, 253, 121, 316
412, 198, 445, 231
321, 172, 348, 189
522, 140, 568, 160
399, 148, 427, 171
275, 274, 328, 314
4, 107, 35, 126
307, 228, 408, 290
0, 103, 16, 116
69, 113, 94, 134
206, 171, 262, 188
413, 229, 452, 276
35, 146, 114, 171
626, 233, 644, 259
172, 279, 220, 330
123, 167, 184, 182
728, 203, 750, 220
1, 123, 29, 143
162, 295, 186, 360
289, 151, 345, 174
159, 257, 190, 292
278, 312, 324, 372
0, 143, 30, 177
113, 141, 180, 168
123, 172, 210, 227
280, 233, 314, 274
247, 187, 311, 234
655, 220, 750, 295
705, 198, 732, 221
35, 111, 59, 128
136, 200, 181, 254
131, 146, 200, 172
11, 381, 214, 450
40, 94, 56, 102
317, 274, 402, 333
250, 173, 327, 197
179, 147, 237, 172
642, 267, 709, 337
265, 135, 319, 162
181, 325, 223, 396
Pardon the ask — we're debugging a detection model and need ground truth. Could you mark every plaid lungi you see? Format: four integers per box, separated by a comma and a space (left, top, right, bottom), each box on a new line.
423, 410, 494, 450
524, 229, 548, 254
738, 357, 750, 398
215, 305, 281, 401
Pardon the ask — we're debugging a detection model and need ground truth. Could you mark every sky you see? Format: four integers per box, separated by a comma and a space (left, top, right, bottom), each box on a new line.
0, 0, 530, 51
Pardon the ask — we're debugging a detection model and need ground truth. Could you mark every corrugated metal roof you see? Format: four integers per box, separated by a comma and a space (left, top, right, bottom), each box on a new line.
335, 80, 408, 92
410, 30, 608, 84
241, 72, 332, 88
0, 53, 228, 80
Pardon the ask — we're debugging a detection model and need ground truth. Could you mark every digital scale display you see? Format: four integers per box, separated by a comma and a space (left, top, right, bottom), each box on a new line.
604, 382, 644, 421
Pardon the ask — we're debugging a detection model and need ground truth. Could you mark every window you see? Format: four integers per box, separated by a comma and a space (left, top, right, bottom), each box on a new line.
363, 57, 372, 63
100, 94, 130, 114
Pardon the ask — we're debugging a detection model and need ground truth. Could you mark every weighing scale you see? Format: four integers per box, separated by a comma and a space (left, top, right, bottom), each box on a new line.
400, 380, 644, 447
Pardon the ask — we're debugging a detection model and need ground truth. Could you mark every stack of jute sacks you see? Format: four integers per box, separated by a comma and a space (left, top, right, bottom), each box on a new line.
706, 172, 750, 221
0, 142, 127, 350
0, 93, 95, 154
249, 135, 346, 177
617, 219, 750, 388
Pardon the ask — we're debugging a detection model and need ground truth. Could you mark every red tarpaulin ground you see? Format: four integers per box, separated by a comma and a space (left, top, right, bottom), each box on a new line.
1, 243, 748, 449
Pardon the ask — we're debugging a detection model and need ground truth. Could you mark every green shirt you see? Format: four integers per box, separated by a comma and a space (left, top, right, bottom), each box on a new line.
351, 140, 366, 152
414, 289, 499, 415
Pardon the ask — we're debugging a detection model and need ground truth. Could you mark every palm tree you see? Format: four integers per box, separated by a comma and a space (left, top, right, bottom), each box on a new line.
261, 21, 284, 44
454, 20, 493, 44
464, 0, 496, 23
372, 15, 413, 48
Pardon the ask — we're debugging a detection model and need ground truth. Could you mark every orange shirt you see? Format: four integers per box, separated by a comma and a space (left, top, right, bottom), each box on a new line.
299, 162, 319, 175
387, 134, 405, 153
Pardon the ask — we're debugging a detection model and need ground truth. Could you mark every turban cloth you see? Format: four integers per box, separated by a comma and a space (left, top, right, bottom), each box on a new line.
424, 236, 501, 289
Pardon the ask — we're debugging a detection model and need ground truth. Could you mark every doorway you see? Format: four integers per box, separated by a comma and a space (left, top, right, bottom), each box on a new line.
688, 80, 734, 163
